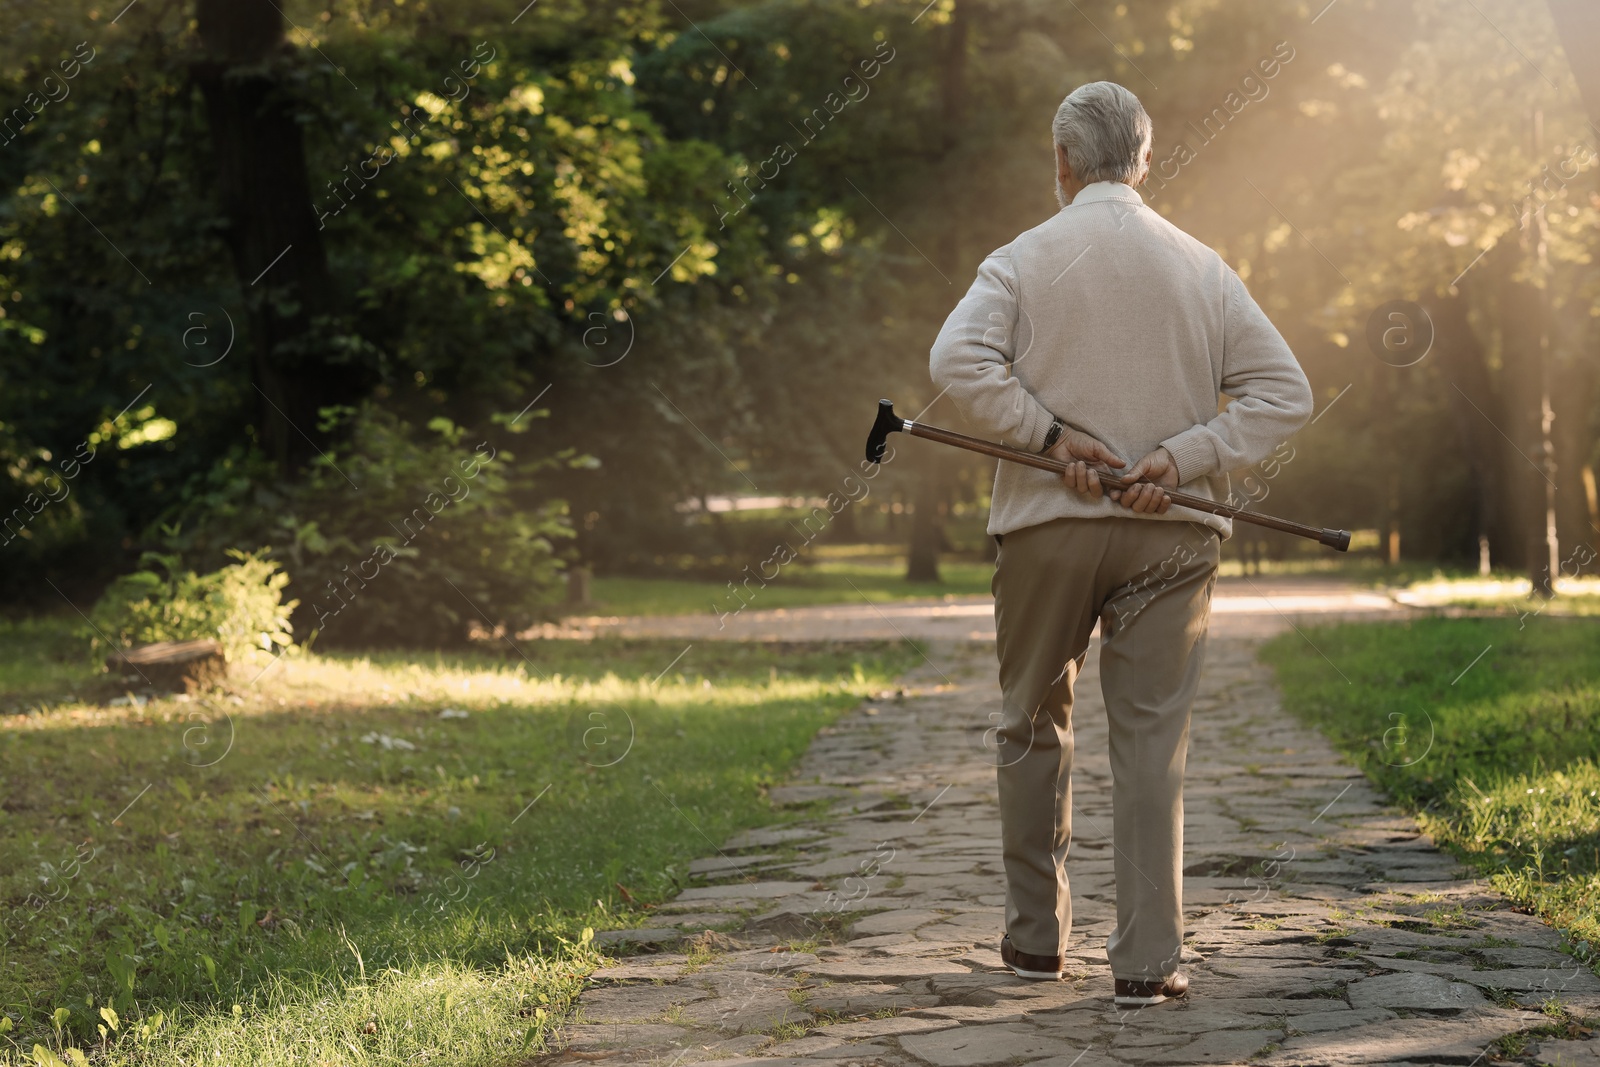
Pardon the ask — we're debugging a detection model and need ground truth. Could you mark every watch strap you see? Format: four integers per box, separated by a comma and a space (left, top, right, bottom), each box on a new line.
1040, 417, 1065, 453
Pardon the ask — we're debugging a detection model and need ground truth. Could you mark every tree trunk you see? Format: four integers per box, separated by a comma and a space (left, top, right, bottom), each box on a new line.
1542, 3, 1600, 563
1429, 291, 1512, 568
1366, 354, 1403, 565
1491, 249, 1548, 577
1536, 24, 1600, 561
1556, 332, 1599, 555
1584, 466, 1600, 548
565, 565, 593, 608
904, 0, 968, 584
831, 492, 859, 542
906, 469, 944, 582
192, 0, 362, 476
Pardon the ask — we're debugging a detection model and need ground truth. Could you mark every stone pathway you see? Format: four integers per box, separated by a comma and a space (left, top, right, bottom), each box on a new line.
539, 589, 1600, 1067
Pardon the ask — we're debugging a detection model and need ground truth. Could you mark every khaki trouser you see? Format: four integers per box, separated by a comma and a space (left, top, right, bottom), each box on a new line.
992, 516, 1219, 981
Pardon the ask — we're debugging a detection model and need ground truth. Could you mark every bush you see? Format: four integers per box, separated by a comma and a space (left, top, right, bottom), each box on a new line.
284, 406, 577, 647
167, 404, 578, 648
89, 550, 297, 663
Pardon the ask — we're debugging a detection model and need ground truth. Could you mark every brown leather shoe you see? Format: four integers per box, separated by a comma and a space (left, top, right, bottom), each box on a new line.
1113, 972, 1189, 1006
1000, 935, 1064, 980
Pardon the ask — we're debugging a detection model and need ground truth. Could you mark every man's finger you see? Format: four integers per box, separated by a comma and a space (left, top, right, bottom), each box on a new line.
1123, 483, 1160, 513
1087, 468, 1102, 499
1128, 452, 1165, 482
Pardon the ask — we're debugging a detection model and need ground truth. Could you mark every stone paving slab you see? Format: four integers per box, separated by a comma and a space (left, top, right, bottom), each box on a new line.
538, 614, 1598, 1066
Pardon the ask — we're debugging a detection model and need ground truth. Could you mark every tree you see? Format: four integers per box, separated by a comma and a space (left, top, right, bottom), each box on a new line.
1348, 0, 1597, 574
0, 0, 807, 616
192, 0, 362, 476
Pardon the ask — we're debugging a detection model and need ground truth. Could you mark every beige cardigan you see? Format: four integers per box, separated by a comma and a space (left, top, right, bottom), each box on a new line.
929, 181, 1313, 538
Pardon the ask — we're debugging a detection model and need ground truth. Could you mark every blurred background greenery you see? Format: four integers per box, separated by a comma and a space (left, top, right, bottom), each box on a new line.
1, 0, 1595, 643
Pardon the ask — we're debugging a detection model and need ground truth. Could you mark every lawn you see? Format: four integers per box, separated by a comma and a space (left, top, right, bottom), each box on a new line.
0, 625, 917, 1066
572, 543, 1600, 621
1262, 617, 1600, 970
1392, 575, 1600, 616
0, 616, 98, 714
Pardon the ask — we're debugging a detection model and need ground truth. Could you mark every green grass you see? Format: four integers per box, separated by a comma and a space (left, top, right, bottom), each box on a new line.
572, 543, 1600, 622
1392, 575, 1600, 616
1262, 617, 1600, 968
0, 616, 97, 714
0, 625, 917, 1065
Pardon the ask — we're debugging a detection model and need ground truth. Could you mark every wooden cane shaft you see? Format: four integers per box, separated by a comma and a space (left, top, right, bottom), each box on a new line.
903, 421, 1329, 544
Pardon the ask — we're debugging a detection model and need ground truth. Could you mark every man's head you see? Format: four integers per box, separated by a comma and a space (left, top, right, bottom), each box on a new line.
1052, 81, 1153, 208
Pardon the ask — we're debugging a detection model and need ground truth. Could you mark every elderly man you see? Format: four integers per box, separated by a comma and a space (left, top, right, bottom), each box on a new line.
929, 81, 1312, 1006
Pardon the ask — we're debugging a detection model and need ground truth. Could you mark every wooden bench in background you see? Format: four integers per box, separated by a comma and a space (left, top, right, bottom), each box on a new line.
107, 639, 227, 693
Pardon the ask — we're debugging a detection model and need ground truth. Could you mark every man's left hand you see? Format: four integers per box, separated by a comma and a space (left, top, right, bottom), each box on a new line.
1112, 446, 1179, 514
1048, 429, 1124, 500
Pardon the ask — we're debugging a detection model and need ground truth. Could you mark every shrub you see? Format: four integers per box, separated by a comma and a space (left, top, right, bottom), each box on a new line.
89, 550, 297, 663
166, 404, 578, 648
274, 405, 576, 647
0, 419, 93, 596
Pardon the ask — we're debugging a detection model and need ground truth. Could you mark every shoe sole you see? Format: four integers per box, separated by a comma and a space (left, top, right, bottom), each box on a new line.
1006, 964, 1064, 980
1113, 993, 1181, 1007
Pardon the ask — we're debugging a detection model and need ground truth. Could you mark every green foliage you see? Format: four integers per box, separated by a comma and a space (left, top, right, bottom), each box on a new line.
0, 0, 797, 600
0, 0, 1593, 601
0, 627, 918, 1061
0, 420, 90, 568
171, 404, 577, 648
1262, 618, 1600, 961
87, 551, 296, 663
281, 405, 574, 648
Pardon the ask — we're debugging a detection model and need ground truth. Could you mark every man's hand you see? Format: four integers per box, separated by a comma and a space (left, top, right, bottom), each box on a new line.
1048, 429, 1124, 500
1111, 446, 1179, 514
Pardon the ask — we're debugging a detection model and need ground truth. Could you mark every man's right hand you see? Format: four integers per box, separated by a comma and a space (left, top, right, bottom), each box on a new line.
1110, 446, 1179, 514
1048, 429, 1124, 500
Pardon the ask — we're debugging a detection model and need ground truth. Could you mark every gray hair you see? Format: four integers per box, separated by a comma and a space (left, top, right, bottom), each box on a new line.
1052, 81, 1152, 185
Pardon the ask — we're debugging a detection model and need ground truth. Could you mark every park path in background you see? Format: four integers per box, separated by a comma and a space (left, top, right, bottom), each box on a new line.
532, 577, 1412, 642
538, 581, 1600, 1067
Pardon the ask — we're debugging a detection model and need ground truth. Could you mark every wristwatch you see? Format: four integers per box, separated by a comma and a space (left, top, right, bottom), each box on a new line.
1039, 417, 1065, 454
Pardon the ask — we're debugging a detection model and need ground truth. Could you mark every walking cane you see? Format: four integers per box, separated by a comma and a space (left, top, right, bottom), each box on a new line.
865, 399, 1350, 551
